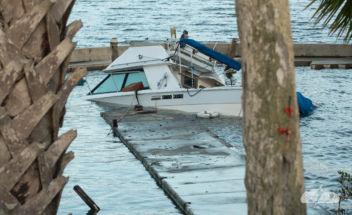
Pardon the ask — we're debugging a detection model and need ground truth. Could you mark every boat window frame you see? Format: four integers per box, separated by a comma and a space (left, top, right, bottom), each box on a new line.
89, 69, 150, 95
180, 71, 199, 89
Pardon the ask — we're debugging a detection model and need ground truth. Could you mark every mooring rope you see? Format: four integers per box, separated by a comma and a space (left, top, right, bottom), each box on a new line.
187, 88, 205, 97
107, 96, 134, 136
117, 96, 135, 122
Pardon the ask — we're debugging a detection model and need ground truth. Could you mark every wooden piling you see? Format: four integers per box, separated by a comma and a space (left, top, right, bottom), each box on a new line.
170, 27, 177, 38
73, 185, 100, 211
112, 119, 118, 128
110, 38, 118, 61
225, 38, 238, 71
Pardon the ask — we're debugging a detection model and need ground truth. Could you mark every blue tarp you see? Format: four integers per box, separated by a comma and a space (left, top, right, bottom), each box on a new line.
297, 92, 315, 116
180, 38, 242, 71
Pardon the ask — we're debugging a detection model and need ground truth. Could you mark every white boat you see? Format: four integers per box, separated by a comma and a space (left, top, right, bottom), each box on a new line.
84, 39, 242, 116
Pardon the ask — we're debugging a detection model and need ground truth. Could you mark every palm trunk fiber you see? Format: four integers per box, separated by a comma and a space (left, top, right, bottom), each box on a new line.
235, 0, 306, 214
0, 0, 87, 214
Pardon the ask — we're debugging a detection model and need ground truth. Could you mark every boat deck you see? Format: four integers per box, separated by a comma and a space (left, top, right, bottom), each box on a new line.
101, 109, 246, 215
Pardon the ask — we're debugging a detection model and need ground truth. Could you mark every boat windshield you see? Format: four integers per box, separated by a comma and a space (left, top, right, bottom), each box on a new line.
91, 71, 149, 94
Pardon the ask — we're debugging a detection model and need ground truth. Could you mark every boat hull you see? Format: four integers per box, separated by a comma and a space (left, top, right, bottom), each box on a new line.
84, 87, 242, 116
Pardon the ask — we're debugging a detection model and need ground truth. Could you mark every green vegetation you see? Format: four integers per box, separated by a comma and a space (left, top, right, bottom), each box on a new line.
151, 161, 162, 166
335, 171, 352, 213
306, 0, 352, 43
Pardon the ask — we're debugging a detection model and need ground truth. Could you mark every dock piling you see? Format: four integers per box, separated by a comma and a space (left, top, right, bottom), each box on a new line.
113, 119, 118, 128
170, 27, 177, 38
225, 38, 238, 71
110, 38, 118, 61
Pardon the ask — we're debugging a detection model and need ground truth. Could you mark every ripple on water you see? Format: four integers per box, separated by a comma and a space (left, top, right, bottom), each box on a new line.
68, 0, 345, 48
296, 67, 352, 200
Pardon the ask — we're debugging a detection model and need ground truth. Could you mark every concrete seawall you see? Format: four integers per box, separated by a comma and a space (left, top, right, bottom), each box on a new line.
68, 43, 352, 71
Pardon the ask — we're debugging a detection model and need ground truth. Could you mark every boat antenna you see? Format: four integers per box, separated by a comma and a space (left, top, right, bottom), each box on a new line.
212, 17, 233, 68
213, 18, 232, 50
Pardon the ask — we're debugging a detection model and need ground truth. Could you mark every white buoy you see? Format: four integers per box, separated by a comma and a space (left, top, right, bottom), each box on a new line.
197, 111, 219, 118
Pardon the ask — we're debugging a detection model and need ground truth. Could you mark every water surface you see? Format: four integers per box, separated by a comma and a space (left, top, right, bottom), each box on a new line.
69, 0, 344, 48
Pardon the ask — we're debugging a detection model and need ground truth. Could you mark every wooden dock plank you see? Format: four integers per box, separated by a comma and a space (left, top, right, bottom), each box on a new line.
102, 109, 246, 214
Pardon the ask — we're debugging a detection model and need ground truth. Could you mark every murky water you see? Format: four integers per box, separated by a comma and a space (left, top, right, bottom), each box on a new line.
58, 0, 351, 214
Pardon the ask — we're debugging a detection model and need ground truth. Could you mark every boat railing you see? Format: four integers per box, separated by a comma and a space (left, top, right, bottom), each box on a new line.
124, 39, 227, 88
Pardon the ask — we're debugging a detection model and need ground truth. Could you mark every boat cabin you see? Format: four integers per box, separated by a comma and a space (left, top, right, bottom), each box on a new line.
88, 44, 225, 95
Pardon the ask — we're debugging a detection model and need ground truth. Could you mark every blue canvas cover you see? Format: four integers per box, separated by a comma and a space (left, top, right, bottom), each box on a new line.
297, 92, 315, 116
180, 38, 242, 71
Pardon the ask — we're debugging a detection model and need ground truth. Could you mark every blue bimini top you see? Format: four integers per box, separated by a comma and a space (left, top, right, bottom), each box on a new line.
180, 38, 241, 71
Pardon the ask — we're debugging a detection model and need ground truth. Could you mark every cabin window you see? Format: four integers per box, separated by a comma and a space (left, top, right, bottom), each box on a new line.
112, 74, 126, 91
125, 72, 149, 88
151, 95, 161, 100
162, 95, 172, 100
93, 74, 126, 94
91, 71, 149, 94
173, 94, 183, 99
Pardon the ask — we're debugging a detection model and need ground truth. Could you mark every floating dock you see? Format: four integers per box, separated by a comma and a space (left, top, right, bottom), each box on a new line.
101, 109, 246, 215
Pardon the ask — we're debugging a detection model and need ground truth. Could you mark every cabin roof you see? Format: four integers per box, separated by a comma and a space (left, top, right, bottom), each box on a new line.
104, 45, 170, 73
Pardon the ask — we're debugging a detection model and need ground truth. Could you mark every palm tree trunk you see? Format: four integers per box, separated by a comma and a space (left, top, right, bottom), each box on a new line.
0, 0, 86, 214
235, 0, 306, 214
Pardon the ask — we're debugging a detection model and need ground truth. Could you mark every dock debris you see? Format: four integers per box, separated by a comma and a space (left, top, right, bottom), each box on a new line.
73, 185, 100, 212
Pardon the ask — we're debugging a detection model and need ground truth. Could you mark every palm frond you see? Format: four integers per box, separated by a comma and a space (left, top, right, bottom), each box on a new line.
306, 0, 352, 44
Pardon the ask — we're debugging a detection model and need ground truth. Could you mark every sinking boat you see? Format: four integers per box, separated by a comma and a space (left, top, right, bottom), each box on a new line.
84, 38, 242, 116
